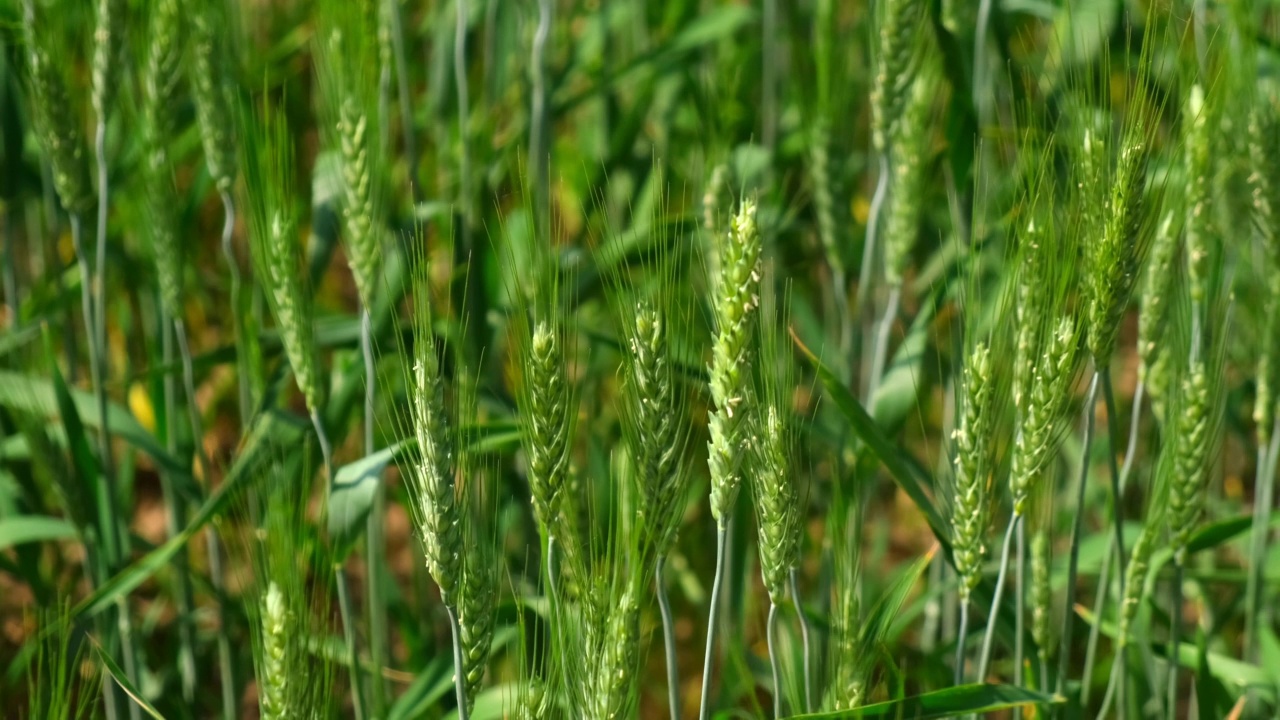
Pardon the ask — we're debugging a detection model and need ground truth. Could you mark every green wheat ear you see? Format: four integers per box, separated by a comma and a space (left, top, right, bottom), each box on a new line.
1086, 136, 1153, 365
871, 0, 928, 154
525, 320, 572, 540
316, 0, 384, 308
951, 342, 994, 600
625, 300, 687, 554
250, 453, 338, 720
141, 0, 184, 320
1184, 84, 1217, 312
1250, 91, 1280, 441
883, 55, 938, 287
1137, 211, 1181, 387
749, 281, 802, 606
456, 371, 500, 712
190, 1, 238, 191
586, 580, 642, 719
90, 0, 125, 120
707, 199, 763, 525
400, 244, 462, 607
22, 5, 92, 216
242, 101, 324, 415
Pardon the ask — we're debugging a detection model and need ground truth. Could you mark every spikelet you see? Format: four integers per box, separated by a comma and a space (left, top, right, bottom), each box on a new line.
1136, 211, 1179, 386
951, 342, 994, 600
142, 0, 182, 152
1117, 518, 1161, 648
526, 322, 571, 539
707, 200, 763, 525
405, 277, 462, 607
1010, 317, 1079, 513
809, 119, 841, 278
870, 0, 928, 154
883, 60, 936, 287
22, 11, 92, 215
1249, 93, 1280, 253
90, 0, 125, 121
1185, 85, 1213, 308
259, 581, 291, 720
243, 107, 324, 414
751, 404, 800, 605
458, 536, 496, 710
1250, 93, 1280, 442
1256, 280, 1280, 444
626, 302, 684, 553
703, 163, 732, 233
1086, 138, 1151, 364
190, 2, 238, 191
1167, 362, 1212, 562
316, 0, 384, 308
142, 0, 185, 319
587, 583, 641, 719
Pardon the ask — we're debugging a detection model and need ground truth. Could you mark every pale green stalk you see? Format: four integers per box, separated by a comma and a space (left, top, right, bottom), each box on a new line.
158, 321, 197, 703
23, 7, 135, 714
1056, 373, 1100, 700
860, 0, 925, 391
700, 201, 762, 720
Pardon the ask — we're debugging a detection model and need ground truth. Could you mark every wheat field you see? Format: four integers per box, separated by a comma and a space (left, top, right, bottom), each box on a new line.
2, 0, 1279, 718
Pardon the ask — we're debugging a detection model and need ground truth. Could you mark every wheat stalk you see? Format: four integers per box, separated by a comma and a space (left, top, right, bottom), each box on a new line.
700, 199, 762, 720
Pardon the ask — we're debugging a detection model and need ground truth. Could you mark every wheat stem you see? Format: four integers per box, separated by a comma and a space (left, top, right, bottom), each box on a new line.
1246, 413, 1280, 663
1082, 369, 1135, 706
1014, 518, 1025, 695
976, 514, 1018, 682
657, 554, 681, 720
789, 569, 812, 712
856, 153, 889, 383
174, 318, 236, 720
335, 564, 367, 720
219, 191, 251, 429
359, 304, 388, 711
1099, 369, 1128, 594
867, 284, 901, 401
765, 602, 783, 718
93, 122, 111, 457
73, 209, 139, 717
955, 598, 969, 685
699, 524, 728, 720
1166, 563, 1183, 720
446, 605, 471, 720
1057, 372, 1101, 701
313, 410, 367, 720
1085, 376, 1146, 691
159, 318, 197, 704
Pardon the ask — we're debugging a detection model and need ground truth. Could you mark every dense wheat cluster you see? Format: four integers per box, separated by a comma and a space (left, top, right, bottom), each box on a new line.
5, 1, 1280, 719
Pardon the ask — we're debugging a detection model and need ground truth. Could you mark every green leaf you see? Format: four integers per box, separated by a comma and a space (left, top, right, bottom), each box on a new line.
0, 516, 76, 551
791, 329, 949, 543
70, 410, 303, 623
871, 295, 935, 428
782, 684, 1061, 719
0, 369, 190, 477
92, 638, 166, 719
1077, 605, 1277, 700
0, 324, 39, 358
854, 549, 936, 683
328, 440, 406, 560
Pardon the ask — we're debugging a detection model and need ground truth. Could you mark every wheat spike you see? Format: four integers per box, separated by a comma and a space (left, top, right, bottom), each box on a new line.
707, 200, 762, 525
951, 342, 994, 599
